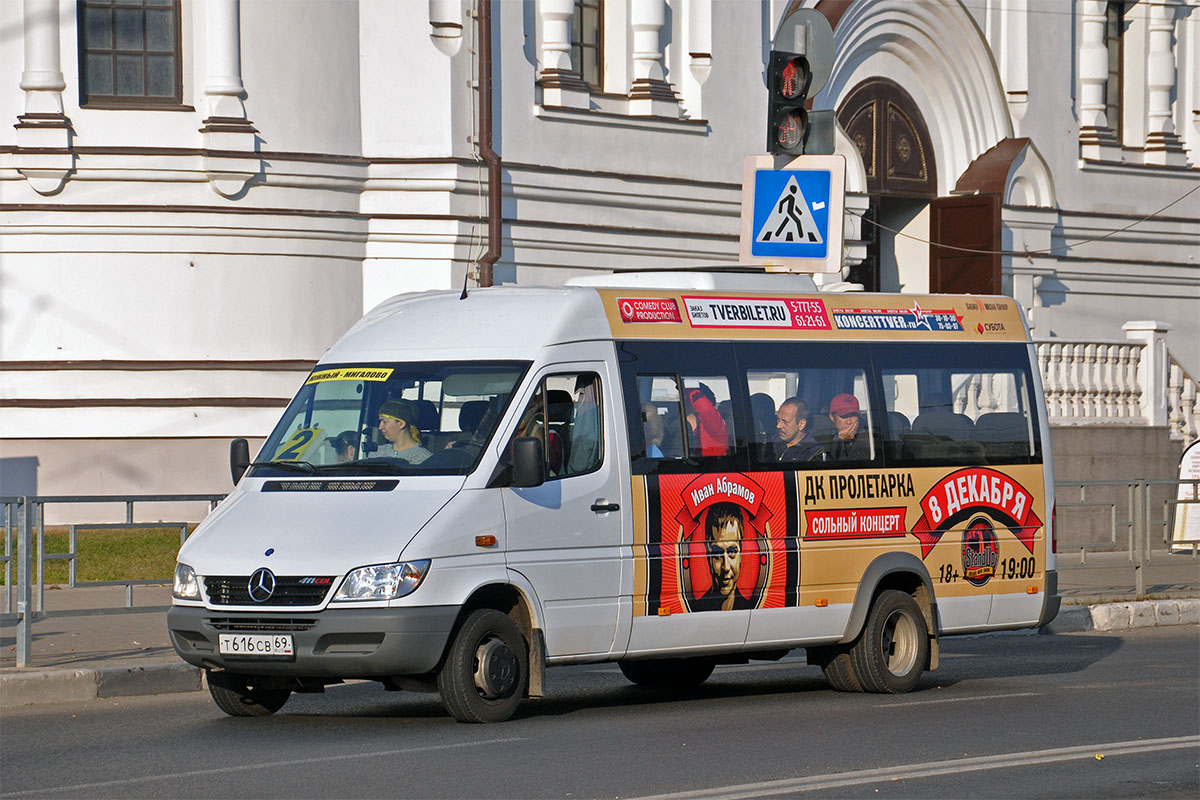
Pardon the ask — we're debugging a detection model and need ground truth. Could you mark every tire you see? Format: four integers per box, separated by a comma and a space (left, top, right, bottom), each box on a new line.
811, 647, 864, 692
206, 671, 291, 717
847, 589, 929, 694
437, 609, 528, 723
618, 657, 715, 689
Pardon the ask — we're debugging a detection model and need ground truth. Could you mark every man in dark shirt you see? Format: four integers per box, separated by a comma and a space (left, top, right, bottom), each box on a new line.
774, 397, 827, 462
828, 393, 870, 461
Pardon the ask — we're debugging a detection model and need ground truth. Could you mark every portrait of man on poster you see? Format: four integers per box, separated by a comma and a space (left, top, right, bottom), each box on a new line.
692, 502, 755, 611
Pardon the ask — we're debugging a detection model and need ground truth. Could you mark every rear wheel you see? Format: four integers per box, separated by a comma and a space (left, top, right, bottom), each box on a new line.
437, 609, 528, 723
810, 647, 864, 692
848, 589, 929, 693
618, 657, 715, 689
206, 671, 291, 717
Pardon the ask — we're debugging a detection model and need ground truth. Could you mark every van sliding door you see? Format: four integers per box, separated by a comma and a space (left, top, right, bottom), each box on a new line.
617, 341, 753, 655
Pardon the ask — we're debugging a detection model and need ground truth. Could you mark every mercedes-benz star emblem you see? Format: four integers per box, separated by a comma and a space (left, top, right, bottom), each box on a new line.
248, 568, 276, 603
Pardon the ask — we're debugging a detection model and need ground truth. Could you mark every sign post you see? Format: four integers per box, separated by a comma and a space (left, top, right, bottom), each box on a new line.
738, 153, 846, 273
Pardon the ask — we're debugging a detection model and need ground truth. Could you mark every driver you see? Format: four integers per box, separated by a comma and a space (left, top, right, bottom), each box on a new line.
377, 399, 432, 464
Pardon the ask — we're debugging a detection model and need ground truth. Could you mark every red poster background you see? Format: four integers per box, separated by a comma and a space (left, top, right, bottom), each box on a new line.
653, 472, 790, 613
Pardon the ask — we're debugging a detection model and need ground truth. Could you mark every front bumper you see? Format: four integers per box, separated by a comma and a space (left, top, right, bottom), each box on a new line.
167, 604, 459, 678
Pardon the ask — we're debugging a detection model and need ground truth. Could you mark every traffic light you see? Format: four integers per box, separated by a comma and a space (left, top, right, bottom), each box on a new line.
766, 50, 812, 155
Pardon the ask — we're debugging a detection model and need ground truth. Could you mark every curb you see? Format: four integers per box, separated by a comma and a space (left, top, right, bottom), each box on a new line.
1040, 598, 1200, 634
1, 661, 202, 708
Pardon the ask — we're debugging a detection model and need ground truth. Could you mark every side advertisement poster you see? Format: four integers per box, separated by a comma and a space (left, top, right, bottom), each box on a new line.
634, 465, 1047, 616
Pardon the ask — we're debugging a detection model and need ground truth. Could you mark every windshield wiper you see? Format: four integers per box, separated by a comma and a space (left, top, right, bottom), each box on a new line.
318, 459, 411, 475
249, 460, 319, 474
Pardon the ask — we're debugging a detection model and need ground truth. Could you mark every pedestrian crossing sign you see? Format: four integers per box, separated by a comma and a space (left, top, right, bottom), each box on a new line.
739, 154, 846, 273
754, 172, 829, 254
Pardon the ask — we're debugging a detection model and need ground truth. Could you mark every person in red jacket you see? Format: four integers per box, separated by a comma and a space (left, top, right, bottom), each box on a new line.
684, 384, 729, 457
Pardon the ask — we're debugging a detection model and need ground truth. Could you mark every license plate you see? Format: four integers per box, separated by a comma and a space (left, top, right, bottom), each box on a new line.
218, 633, 294, 657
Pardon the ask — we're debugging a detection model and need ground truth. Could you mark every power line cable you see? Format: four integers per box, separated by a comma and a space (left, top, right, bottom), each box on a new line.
899, 0, 1189, 21
856, 182, 1200, 256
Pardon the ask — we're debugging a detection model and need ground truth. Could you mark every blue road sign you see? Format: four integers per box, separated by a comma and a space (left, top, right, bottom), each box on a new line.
750, 168, 832, 259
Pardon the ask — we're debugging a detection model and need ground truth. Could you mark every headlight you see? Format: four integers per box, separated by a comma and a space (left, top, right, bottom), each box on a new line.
173, 563, 200, 600
332, 561, 430, 602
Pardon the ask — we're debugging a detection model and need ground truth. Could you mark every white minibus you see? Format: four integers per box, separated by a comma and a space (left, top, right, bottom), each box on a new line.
168, 272, 1058, 721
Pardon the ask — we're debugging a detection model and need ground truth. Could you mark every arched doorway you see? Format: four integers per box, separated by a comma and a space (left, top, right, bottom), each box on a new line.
836, 77, 937, 293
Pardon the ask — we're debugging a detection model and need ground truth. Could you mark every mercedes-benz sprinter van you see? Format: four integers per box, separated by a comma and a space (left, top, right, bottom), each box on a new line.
168, 272, 1058, 721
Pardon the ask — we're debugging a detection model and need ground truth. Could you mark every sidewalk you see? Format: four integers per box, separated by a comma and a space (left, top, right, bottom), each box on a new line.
0, 584, 202, 706
2, 553, 1197, 708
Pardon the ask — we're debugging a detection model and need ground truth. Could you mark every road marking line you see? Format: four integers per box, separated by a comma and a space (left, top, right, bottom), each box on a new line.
0, 737, 529, 798
1061, 679, 1181, 690
626, 736, 1200, 800
878, 691, 1042, 707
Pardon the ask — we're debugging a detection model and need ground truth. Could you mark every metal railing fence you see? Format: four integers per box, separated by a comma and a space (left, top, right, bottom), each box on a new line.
2, 493, 225, 667
2, 482, 1197, 668
1053, 478, 1199, 597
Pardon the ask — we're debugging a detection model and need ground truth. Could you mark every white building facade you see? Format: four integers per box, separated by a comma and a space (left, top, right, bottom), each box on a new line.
1, 0, 1197, 510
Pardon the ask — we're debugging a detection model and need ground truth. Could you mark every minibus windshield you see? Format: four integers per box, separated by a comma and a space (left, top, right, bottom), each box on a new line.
251, 361, 529, 477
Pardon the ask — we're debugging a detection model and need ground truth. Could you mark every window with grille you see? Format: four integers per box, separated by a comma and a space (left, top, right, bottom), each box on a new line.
78, 0, 183, 107
570, 0, 602, 91
1103, 1, 1127, 137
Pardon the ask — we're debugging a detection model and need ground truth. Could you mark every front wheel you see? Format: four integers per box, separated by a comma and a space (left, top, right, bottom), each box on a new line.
848, 589, 929, 694
206, 671, 291, 717
437, 609, 528, 723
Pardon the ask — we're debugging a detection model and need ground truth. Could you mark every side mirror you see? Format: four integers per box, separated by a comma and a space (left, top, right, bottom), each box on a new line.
230, 438, 251, 485
510, 436, 546, 488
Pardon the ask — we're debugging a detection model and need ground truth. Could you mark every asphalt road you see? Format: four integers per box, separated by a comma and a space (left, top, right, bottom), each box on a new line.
1, 627, 1197, 799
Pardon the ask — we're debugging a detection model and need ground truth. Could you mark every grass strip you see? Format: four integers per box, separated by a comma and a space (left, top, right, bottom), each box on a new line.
1, 526, 192, 584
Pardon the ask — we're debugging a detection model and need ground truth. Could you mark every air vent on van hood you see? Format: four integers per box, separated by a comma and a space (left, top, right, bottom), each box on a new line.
261, 480, 399, 492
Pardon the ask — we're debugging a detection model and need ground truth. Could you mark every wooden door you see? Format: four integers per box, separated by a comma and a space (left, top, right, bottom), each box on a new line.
929, 194, 1001, 295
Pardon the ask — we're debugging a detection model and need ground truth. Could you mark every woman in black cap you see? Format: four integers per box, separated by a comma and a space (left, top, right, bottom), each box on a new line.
377, 399, 432, 464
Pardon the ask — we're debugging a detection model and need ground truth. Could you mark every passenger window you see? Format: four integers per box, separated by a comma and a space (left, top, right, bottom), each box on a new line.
510, 372, 602, 478
877, 343, 1040, 466
745, 366, 875, 466
618, 341, 742, 474
633, 374, 734, 461
636, 376, 686, 460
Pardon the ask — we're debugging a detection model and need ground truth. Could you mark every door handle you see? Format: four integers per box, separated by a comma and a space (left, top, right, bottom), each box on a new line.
590, 501, 620, 513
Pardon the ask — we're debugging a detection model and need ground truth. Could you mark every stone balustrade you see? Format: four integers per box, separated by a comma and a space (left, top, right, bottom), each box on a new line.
1034, 322, 1199, 443
1169, 357, 1199, 444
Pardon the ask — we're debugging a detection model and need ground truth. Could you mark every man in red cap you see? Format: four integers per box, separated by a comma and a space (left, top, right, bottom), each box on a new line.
828, 393, 869, 461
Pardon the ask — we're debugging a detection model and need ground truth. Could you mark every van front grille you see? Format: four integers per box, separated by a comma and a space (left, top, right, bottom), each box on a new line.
203, 575, 336, 606
207, 618, 317, 632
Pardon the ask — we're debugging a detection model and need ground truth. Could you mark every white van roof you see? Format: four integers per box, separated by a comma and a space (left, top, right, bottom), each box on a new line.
323, 272, 819, 363
323, 286, 612, 363
320, 273, 1030, 365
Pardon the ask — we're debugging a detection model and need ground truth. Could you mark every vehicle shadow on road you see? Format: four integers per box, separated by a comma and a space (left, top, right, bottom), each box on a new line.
916, 631, 1124, 689
231, 633, 1126, 723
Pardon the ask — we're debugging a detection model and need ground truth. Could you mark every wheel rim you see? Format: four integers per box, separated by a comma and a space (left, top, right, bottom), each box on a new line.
473, 635, 518, 700
881, 608, 919, 677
